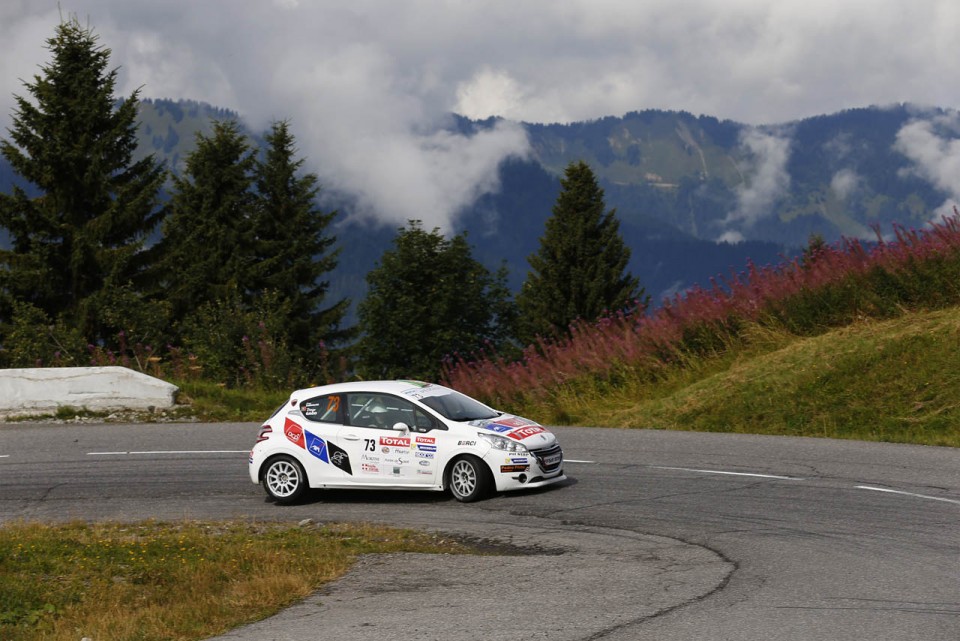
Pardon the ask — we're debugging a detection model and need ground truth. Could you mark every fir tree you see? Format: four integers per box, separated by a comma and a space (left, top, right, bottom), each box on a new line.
357, 221, 515, 381
0, 17, 166, 349
516, 160, 642, 341
250, 120, 351, 353
156, 119, 256, 321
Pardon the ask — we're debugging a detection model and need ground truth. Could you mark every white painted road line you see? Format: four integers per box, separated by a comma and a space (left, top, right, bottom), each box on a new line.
88, 450, 248, 456
652, 466, 804, 481
855, 485, 960, 506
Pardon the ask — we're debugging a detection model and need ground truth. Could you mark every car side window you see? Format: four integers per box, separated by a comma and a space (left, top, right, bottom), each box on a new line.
347, 393, 440, 432
299, 394, 344, 424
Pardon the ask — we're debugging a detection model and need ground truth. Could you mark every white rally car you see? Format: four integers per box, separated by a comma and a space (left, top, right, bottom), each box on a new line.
249, 380, 565, 503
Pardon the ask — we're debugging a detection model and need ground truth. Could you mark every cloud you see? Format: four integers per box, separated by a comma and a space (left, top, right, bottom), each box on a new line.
455, 68, 528, 121
894, 112, 960, 222
830, 169, 861, 200
716, 230, 746, 244
5, 1, 960, 230
721, 128, 792, 238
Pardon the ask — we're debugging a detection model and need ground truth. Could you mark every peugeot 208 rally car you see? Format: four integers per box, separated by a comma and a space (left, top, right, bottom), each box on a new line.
249, 380, 565, 503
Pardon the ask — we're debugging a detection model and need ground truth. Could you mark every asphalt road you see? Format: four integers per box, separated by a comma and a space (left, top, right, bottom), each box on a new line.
1, 422, 957, 640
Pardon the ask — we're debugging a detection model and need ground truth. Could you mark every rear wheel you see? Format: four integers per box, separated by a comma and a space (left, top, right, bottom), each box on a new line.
447, 455, 491, 502
262, 455, 308, 504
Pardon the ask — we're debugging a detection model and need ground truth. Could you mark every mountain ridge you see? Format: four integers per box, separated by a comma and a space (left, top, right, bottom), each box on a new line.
2, 100, 955, 311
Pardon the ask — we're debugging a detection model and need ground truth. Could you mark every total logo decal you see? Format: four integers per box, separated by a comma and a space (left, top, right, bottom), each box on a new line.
507, 425, 546, 441
380, 436, 411, 448
415, 436, 436, 444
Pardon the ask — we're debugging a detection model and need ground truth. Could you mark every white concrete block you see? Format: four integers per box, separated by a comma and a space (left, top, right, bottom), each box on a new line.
0, 366, 178, 416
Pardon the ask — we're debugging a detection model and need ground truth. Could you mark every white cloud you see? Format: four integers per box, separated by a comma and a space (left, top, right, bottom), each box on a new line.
723, 128, 792, 232
717, 230, 746, 244
4, 1, 960, 229
455, 68, 527, 121
894, 113, 960, 222
830, 169, 861, 200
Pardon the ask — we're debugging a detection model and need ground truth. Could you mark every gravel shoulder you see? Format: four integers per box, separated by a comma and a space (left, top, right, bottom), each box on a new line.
208, 516, 733, 641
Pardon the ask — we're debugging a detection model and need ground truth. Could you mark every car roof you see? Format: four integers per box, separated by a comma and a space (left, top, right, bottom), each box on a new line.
290, 380, 446, 399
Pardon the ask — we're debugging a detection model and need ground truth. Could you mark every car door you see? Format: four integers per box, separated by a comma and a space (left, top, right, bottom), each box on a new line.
292, 392, 353, 484
338, 392, 442, 486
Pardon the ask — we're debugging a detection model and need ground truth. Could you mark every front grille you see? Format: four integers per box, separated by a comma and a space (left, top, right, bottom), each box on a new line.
531, 444, 563, 472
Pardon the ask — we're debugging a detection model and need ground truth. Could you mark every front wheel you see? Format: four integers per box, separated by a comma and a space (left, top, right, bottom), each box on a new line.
447, 456, 491, 502
262, 455, 308, 504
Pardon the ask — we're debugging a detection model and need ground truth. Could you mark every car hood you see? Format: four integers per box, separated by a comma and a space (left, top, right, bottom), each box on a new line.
468, 414, 558, 448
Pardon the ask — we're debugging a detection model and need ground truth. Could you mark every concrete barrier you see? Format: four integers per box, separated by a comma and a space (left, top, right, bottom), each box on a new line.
0, 366, 178, 416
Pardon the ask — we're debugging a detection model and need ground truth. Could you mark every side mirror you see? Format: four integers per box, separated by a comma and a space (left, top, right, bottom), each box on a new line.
392, 422, 410, 432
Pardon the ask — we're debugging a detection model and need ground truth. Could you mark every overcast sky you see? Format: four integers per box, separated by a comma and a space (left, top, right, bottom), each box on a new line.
2, 1, 959, 231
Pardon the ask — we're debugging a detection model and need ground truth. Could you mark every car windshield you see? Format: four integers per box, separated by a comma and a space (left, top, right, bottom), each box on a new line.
419, 390, 499, 421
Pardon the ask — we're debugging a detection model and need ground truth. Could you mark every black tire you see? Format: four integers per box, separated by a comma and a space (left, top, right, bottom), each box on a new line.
262, 455, 308, 504
447, 455, 492, 502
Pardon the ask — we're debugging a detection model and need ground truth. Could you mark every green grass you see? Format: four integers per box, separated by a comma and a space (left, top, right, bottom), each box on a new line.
172, 380, 289, 422
0, 520, 475, 641
517, 307, 960, 447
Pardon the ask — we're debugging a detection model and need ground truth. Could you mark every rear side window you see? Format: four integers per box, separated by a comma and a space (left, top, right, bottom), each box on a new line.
299, 394, 344, 424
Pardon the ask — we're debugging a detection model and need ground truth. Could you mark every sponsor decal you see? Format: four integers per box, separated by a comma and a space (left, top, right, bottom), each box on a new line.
507, 425, 547, 441
509, 457, 528, 464
399, 380, 430, 388
380, 436, 411, 448
484, 423, 514, 433
304, 430, 329, 463
361, 463, 380, 474
381, 446, 390, 454
417, 444, 437, 452
458, 440, 477, 446
419, 460, 431, 467
500, 464, 530, 473
415, 436, 436, 444
495, 415, 538, 428
400, 381, 434, 398
392, 466, 401, 475
361, 454, 380, 463
416, 469, 433, 475
328, 442, 352, 475
415, 451, 435, 459
283, 418, 306, 449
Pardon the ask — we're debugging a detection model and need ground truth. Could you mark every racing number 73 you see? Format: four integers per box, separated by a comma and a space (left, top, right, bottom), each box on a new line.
364, 439, 376, 452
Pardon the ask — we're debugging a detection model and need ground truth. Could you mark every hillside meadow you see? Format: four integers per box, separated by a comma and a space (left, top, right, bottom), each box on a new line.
445, 214, 960, 448
533, 308, 960, 447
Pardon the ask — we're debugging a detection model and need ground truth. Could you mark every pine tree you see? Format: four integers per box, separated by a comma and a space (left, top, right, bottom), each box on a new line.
156, 119, 256, 321
516, 160, 642, 341
0, 17, 167, 348
357, 221, 516, 381
250, 120, 351, 353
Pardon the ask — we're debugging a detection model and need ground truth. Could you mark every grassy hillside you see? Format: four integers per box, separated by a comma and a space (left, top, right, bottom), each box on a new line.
561, 308, 960, 447
447, 214, 960, 447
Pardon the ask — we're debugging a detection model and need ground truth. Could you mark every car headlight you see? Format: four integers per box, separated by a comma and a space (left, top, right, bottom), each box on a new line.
477, 432, 530, 454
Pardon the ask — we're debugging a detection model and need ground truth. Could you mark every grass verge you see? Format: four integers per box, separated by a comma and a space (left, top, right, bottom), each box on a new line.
0, 519, 474, 641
